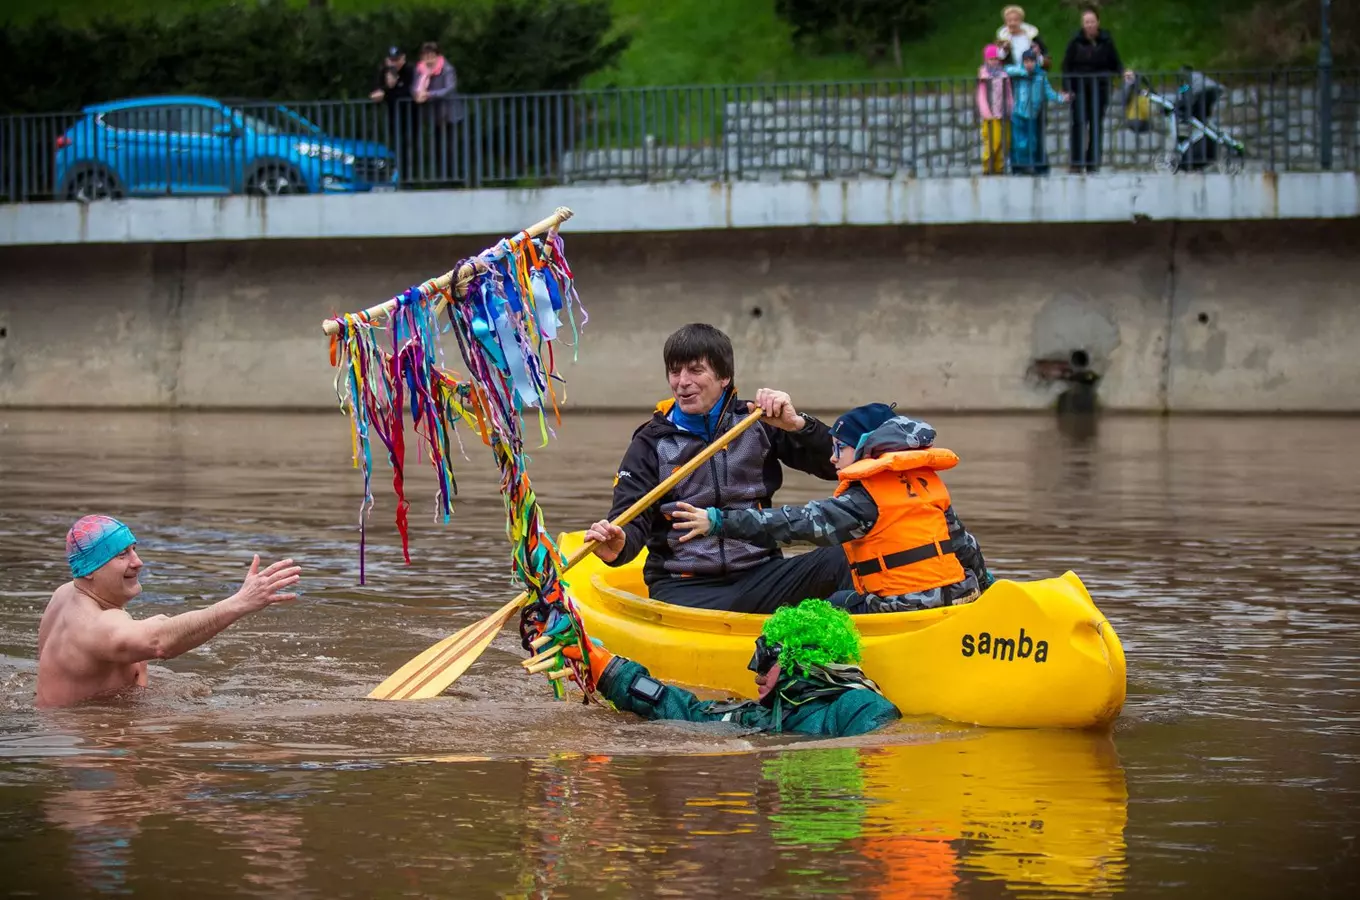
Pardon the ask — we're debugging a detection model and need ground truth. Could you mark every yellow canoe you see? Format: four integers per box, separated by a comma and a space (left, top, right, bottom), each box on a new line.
556, 530, 1126, 730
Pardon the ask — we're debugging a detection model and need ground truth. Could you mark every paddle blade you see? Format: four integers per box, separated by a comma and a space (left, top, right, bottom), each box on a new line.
367, 597, 522, 701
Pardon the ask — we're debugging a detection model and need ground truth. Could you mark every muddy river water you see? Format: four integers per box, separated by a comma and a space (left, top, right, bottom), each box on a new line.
1, 410, 1357, 898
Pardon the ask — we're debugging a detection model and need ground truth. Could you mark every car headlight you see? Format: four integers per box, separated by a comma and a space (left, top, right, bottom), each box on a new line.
294, 142, 356, 165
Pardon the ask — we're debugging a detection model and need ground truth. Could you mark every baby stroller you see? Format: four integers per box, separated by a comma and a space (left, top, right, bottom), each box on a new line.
1134, 71, 1246, 174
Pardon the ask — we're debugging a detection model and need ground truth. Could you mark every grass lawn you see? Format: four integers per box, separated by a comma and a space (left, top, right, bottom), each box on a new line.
4, 0, 1275, 86
595, 0, 1265, 86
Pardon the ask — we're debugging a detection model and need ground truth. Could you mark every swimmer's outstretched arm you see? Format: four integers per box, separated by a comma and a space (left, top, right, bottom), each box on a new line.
80, 555, 301, 663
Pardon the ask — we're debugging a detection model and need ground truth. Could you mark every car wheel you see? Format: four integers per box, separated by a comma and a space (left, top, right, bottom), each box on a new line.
247, 166, 305, 196
66, 167, 123, 203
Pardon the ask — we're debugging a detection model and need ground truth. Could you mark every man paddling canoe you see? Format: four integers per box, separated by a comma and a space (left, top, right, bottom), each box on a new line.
534, 598, 901, 737
35, 515, 301, 708
584, 323, 852, 613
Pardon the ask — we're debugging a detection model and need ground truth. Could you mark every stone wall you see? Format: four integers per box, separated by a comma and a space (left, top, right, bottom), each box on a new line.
562, 80, 1360, 183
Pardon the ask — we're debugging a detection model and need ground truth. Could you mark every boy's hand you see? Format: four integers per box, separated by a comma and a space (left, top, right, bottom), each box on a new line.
670, 502, 714, 543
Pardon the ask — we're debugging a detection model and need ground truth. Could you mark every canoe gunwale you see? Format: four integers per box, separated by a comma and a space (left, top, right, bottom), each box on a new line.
587, 571, 959, 637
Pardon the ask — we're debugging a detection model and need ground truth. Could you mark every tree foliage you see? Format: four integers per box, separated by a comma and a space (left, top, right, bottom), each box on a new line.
1219, 0, 1359, 67
773, 0, 937, 64
0, 0, 630, 114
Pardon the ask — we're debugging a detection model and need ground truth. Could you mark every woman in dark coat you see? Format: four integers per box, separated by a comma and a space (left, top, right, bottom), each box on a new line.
1061, 6, 1133, 173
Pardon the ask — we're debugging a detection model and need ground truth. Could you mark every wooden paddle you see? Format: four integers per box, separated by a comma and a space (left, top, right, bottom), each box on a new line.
367, 407, 767, 701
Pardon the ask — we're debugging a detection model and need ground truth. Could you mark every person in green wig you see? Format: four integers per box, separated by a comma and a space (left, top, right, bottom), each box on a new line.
542, 598, 900, 737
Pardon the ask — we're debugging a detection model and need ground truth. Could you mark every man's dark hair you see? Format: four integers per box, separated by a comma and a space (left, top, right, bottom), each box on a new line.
663, 324, 735, 381
420, 41, 440, 55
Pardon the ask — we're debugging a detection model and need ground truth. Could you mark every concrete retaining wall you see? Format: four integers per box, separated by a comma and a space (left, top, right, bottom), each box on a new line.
3, 173, 1358, 246
2, 219, 1357, 412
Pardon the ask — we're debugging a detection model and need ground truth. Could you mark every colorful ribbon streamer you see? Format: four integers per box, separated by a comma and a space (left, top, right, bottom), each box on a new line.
327, 226, 594, 701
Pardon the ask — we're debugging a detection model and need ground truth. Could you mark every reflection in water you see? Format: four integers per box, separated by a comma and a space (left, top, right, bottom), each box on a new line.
756, 730, 1127, 898
40, 754, 310, 898
1, 410, 1358, 897
1056, 411, 1099, 444
502, 730, 1128, 897
764, 748, 866, 846
43, 765, 137, 895
859, 732, 1126, 895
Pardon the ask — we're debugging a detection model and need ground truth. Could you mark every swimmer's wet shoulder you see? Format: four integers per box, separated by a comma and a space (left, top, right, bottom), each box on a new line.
36, 581, 149, 708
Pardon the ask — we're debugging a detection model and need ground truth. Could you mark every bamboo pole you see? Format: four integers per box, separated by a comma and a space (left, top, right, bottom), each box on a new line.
321, 206, 575, 336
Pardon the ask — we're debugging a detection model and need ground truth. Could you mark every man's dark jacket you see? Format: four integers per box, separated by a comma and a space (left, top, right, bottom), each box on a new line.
605, 393, 837, 587
374, 60, 414, 103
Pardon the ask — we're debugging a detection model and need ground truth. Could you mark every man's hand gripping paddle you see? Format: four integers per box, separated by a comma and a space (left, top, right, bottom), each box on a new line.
367, 409, 766, 700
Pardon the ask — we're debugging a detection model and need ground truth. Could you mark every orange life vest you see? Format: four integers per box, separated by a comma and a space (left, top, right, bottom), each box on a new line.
833, 448, 966, 596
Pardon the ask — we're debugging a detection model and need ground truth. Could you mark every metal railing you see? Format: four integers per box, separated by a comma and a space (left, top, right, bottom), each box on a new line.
2, 67, 1356, 204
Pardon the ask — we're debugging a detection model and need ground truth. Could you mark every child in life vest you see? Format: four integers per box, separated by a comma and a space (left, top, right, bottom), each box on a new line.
671, 403, 993, 614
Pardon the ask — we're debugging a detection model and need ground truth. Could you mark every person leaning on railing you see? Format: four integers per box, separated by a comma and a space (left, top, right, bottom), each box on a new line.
1007, 48, 1071, 176
369, 46, 414, 151
1060, 5, 1135, 173
370, 45, 414, 107
412, 41, 465, 183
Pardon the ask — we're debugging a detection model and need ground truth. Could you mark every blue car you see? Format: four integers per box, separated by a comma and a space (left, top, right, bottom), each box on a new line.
55, 95, 398, 201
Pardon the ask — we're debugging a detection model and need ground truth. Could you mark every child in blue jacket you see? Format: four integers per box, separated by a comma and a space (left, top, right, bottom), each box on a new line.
1007, 48, 1069, 175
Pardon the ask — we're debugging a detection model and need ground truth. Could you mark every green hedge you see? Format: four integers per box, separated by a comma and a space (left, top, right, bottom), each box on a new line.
774, 0, 936, 65
0, 0, 630, 115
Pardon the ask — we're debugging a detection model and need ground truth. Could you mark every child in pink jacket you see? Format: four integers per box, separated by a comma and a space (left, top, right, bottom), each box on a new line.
977, 45, 1013, 175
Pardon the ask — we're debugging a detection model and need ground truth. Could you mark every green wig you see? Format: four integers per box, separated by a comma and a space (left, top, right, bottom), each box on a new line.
760, 598, 863, 673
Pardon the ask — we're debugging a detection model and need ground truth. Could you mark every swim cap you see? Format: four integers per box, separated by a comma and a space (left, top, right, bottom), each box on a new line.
66, 515, 137, 579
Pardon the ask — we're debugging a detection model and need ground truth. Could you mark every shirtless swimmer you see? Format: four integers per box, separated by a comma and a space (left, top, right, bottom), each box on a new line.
36, 515, 302, 708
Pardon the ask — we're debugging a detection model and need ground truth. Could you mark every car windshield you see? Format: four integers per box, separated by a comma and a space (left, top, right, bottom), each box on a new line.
233, 105, 323, 137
